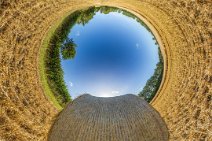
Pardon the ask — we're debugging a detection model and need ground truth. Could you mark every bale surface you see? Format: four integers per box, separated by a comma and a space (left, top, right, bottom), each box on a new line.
0, 0, 211, 140
49, 94, 169, 141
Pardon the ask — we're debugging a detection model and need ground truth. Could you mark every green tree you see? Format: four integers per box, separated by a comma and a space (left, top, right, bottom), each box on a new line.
139, 49, 163, 102
61, 38, 77, 60
76, 7, 96, 25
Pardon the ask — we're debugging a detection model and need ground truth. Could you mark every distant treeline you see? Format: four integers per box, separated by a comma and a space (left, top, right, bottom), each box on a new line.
45, 10, 81, 106
139, 50, 164, 102
45, 7, 101, 106
45, 6, 163, 106
96, 6, 164, 102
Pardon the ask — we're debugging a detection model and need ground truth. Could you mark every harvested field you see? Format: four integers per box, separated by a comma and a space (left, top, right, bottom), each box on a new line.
0, 0, 211, 141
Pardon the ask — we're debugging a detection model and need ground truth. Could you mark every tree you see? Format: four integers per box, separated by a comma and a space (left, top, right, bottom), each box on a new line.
76, 7, 96, 26
61, 38, 77, 60
139, 49, 163, 102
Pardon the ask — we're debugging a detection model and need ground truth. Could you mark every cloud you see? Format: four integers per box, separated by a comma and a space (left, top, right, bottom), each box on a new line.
69, 82, 73, 87
136, 43, 140, 49
111, 91, 120, 94
76, 31, 80, 37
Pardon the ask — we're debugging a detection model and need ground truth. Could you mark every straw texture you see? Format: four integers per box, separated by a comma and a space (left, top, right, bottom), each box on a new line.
48, 94, 168, 141
1, 1, 211, 140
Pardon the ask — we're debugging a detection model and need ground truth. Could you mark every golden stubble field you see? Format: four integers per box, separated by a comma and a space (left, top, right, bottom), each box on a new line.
0, 0, 211, 141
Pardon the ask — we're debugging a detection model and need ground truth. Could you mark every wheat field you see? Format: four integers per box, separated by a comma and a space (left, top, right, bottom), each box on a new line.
0, 0, 211, 141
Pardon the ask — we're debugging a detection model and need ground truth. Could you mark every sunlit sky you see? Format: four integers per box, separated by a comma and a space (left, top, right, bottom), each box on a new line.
61, 11, 159, 99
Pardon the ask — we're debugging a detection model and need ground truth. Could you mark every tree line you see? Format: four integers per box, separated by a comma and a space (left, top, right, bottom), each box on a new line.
138, 50, 164, 102
45, 10, 82, 106
45, 6, 163, 106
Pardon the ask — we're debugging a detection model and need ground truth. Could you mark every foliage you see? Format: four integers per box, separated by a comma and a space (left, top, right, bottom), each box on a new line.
138, 50, 164, 102
93, 6, 164, 103
45, 7, 98, 107
45, 6, 163, 106
45, 11, 81, 106
95, 6, 152, 32
61, 38, 77, 60
76, 7, 96, 25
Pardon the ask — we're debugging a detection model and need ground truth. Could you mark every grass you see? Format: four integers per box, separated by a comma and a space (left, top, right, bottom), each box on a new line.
38, 6, 162, 109
39, 14, 70, 110
39, 7, 96, 109
38, 8, 90, 110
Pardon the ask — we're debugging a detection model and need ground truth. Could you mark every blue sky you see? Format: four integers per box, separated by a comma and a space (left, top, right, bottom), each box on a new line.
60, 11, 159, 99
